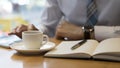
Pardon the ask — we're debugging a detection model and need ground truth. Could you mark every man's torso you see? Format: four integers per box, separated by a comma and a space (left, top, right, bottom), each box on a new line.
57, 0, 120, 26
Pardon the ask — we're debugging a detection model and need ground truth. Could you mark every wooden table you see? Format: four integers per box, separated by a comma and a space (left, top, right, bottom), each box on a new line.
0, 38, 120, 68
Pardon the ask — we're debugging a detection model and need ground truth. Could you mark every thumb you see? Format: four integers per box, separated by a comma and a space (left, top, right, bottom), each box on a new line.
28, 24, 38, 30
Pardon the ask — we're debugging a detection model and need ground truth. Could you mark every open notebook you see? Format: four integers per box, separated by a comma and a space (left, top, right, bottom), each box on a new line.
0, 32, 21, 48
45, 38, 120, 61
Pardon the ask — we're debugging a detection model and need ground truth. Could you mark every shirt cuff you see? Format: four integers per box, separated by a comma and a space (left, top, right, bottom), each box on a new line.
34, 24, 48, 34
94, 26, 120, 41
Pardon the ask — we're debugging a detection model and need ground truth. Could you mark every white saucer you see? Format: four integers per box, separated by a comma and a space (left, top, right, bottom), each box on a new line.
10, 41, 56, 55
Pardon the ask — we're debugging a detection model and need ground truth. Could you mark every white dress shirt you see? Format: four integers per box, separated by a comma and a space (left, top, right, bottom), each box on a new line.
36, 0, 120, 41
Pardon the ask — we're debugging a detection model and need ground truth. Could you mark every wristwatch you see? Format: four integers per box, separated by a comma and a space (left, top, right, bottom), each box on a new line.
82, 26, 95, 39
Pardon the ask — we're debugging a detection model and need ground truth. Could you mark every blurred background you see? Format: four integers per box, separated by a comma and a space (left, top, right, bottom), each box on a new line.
0, 0, 46, 32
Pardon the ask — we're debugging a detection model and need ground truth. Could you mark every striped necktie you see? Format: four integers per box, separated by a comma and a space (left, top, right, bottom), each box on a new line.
85, 0, 98, 28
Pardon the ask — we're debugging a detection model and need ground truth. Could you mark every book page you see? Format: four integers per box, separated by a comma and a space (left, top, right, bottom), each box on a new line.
93, 38, 120, 56
45, 40, 99, 58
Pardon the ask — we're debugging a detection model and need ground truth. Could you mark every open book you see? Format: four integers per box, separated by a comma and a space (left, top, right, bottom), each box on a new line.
45, 38, 120, 61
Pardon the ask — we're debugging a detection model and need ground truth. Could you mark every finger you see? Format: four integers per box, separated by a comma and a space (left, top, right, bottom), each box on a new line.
17, 24, 26, 32
10, 26, 18, 33
8, 32, 15, 35
16, 24, 27, 33
8, 26, 19, 35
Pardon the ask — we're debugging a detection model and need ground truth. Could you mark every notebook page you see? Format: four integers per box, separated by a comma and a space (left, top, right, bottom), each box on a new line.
93, 38, 120, 55
45, 40, 99, 57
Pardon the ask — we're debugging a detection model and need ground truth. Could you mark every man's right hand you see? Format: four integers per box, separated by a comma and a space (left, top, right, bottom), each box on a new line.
55, 20, 84, 40
8, 24, 38, 38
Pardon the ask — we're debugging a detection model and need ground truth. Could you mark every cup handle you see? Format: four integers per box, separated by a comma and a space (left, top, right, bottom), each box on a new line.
42, 35, 49, 45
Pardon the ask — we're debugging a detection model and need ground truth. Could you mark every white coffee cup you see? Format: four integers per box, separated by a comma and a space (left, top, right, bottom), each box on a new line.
22, 31, 49, 49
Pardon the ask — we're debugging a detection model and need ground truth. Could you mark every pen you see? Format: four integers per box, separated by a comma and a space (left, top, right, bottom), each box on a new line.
71, 39, 87, 50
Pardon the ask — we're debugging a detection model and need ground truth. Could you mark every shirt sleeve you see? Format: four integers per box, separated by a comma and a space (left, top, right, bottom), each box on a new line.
95, 26, 120, 41
36, 0, 63, 37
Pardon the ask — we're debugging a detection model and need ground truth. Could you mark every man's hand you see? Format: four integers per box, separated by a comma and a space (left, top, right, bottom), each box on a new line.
8, 24, 38, 38
55, 20, 84, 40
